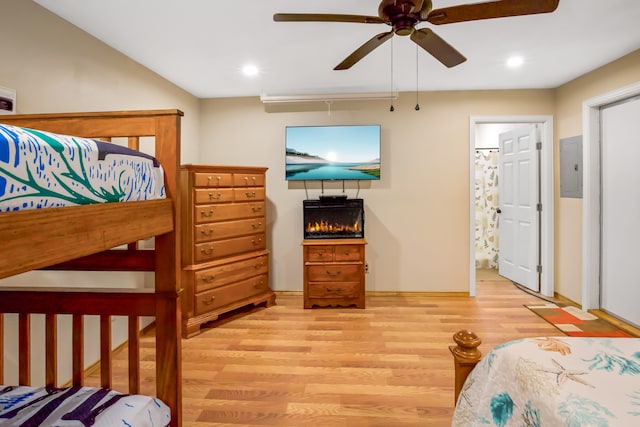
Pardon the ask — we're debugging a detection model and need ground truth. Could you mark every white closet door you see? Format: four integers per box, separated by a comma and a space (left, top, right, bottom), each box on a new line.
601, 96, 640, 326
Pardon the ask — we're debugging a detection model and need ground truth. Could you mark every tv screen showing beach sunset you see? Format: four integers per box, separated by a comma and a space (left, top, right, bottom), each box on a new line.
285, 125, 381, 181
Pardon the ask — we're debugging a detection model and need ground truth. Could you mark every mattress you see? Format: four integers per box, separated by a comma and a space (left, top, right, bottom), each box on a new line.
0, 123, 165, 212
452, 336, 640, 426
0, 385, 170, 426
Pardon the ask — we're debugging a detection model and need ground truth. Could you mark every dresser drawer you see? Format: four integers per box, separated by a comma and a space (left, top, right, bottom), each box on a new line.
194, 202, 265, 224
194, 188, 235, 204
306, 264, 362, 282
193, 172, 233, 188
195, 218, 266, 243
233, 187, 265, 202
195, 233, 266, 263
195, 274, 269, 315
233, 174, 265, 187
307, 282, 361, 299
194, 254, 268, 292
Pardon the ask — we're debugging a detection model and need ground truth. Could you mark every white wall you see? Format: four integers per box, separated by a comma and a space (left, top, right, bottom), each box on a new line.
198, 92, 557, 293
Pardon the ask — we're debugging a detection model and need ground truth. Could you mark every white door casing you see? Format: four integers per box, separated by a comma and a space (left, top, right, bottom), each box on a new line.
469, 116, 554, 297
498, 126, 539, 291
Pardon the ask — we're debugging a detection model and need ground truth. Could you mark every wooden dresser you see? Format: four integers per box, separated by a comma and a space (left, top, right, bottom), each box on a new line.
181, 164, 276, 337
302, 238, 366, 309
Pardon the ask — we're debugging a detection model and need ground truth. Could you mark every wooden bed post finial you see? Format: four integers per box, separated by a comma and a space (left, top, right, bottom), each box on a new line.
450, 329, 482, 404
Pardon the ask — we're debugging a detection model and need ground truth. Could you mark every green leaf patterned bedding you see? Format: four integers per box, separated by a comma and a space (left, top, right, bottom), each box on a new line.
0, 123, 165, 212
452, 337, 640, 426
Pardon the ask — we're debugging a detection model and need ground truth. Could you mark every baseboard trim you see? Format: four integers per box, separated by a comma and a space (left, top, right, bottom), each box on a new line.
274, 290, 469, 297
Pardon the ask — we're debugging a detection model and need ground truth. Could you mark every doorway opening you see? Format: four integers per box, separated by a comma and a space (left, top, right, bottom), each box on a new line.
469, 116, 554, 297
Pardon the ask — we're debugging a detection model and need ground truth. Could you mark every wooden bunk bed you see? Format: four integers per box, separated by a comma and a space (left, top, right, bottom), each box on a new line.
0, 110, 183, 426
450, 329, 640, 426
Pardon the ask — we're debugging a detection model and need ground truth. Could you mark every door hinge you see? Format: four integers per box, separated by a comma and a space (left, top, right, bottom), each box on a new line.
537, 265, 542, 274
537, 203, 543, 212
536, 141, 542, 150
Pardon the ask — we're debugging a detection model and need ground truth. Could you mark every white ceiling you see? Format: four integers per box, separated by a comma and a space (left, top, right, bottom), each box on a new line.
34, 0, 640, 99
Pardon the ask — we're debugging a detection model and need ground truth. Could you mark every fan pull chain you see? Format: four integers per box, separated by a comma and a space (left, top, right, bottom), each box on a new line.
415, 44, 420, 111
390, 38, 394, 112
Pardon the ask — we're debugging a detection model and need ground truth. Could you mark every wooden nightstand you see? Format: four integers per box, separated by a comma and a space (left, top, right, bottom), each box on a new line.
302, 238, 366, 309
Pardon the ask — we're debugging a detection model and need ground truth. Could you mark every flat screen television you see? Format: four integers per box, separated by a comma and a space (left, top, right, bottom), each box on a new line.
285, 124, 381, 181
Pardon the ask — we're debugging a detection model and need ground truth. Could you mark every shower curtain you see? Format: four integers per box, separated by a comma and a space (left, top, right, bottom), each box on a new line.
475, 150, 499, 269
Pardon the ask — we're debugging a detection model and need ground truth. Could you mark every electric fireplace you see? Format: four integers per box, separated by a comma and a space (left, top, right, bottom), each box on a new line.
303, 197, 364, 239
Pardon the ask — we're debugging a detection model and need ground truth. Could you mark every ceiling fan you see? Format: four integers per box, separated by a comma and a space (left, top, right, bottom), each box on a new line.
274, 0, 560, 70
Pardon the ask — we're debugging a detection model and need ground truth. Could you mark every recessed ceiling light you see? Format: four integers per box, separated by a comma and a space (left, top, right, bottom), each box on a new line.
506, 56, 524, 68
242, 64, 259, 77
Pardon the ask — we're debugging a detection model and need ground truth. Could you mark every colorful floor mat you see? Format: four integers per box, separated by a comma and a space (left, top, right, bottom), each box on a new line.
525, 302, 634, 337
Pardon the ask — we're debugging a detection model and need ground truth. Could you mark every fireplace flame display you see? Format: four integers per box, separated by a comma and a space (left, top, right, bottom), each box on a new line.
306, 220, 362, 235
303, 198, 364, 239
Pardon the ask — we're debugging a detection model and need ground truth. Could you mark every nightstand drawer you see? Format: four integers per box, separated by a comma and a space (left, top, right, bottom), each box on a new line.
333, 245, 362, 261
307, 264, 362, 282
306, 246, 334, 262
307, 282, 361, 299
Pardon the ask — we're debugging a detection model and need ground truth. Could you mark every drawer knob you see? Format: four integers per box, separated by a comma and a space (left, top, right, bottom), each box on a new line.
201, 210, 214, 218
209, 192, 222, 200
254, 262, 264, 269
245, 191, 256, 198
251, 222, 263, 229
201, 275, 216, 283
326, 270, 341, 276
252, 206, 262, 213
252, 238, 262, 245
253, 282, 265, 289
201, 229, 213, 237
202, 296, 216, 305
201, 247, 214, 255
328, 287, 342, 293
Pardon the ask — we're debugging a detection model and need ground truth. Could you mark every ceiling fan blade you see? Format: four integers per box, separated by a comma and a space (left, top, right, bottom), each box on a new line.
410, 28, 466, 68
334, 31, 394, 70
274, 13, 384, 24
426, 0, 559, 25
411, 0, 426, 14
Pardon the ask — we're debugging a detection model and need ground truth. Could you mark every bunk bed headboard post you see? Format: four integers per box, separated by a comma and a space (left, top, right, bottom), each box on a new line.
152, 112, 183, 426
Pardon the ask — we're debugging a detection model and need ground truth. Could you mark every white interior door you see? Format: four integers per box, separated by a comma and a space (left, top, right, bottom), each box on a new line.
498, 126, 539, 291
600, 96, 640, 326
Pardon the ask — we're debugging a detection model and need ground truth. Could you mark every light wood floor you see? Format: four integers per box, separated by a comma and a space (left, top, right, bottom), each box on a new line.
88, 273, 566, 426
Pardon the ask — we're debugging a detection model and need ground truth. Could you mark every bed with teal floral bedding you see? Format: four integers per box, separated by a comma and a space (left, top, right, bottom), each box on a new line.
0, 123, 165, 212
0, 385, 170, 426
452, 337, 640, 426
